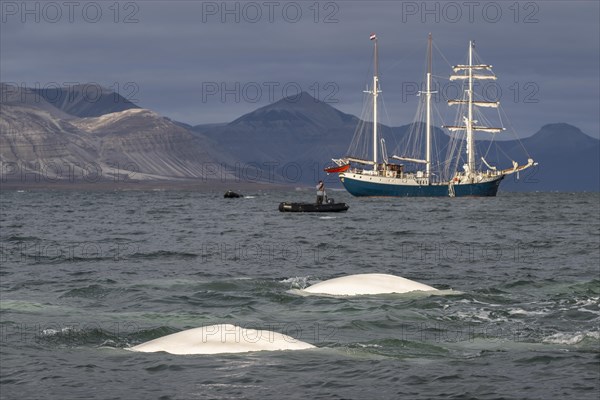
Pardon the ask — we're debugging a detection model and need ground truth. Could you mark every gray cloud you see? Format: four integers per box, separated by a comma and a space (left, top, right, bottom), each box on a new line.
1, 0, 598, 137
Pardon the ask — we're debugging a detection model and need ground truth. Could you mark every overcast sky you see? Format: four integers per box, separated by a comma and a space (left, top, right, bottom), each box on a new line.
1, 1, 599, 138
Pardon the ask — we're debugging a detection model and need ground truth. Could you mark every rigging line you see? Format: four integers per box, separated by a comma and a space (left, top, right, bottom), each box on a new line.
499, 105, 532, 158
494, 139, 516, 163
494, 106, 506, 140
493, 145, 502, 167
379, 95, 402, 156
432, 73, 449, 79
481, 133, 495, 163
379, 42, 422, 76
359, 92, 374, 158
348, 92, 371, 157
413, 95, 426, 158
396, 82, 424, 157
432, 40, 454, 70
347, 44, 376, 157
379, 94, 392, 130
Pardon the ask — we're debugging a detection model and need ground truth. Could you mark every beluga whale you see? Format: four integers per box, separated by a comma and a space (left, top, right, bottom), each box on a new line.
129, 324, 315, 355
300, 273, 438, 296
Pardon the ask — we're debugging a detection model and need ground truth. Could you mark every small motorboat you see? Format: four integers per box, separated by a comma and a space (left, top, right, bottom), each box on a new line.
279, 199, 349, 213
224, 190, 243, 198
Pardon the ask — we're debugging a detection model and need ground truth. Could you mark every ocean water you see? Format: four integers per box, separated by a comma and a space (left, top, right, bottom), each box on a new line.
0, 189, 598, 399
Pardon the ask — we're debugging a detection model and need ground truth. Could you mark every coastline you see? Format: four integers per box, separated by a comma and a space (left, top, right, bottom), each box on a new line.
0, 179, 294, 192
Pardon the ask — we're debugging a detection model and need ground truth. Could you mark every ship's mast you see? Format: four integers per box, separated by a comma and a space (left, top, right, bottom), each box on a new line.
466, 40, 475, 176
372, 34, 379, 170
391, 34, 437, 179
425, 33, 433, 181
445, 41, 505, 179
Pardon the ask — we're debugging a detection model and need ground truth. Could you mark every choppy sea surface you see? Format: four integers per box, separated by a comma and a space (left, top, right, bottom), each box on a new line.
0, 189, 598, 400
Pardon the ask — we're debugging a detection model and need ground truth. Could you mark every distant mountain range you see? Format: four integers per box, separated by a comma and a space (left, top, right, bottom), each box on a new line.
0, 84, 231, 184
1, 83, 598, 192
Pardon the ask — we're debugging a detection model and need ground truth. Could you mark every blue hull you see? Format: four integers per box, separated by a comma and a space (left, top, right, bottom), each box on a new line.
340, 175, 504, 197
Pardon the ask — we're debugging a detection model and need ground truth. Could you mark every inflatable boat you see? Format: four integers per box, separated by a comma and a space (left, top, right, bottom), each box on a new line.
279, 200, 349, 213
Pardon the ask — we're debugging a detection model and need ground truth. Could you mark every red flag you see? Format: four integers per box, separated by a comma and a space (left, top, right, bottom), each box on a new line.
369, 33, 377, 41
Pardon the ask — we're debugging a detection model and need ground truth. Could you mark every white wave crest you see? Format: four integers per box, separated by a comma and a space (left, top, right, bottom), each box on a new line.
543, 331, 600, 345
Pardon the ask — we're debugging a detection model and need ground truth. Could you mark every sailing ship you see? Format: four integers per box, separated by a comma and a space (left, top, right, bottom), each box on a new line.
329, 34, 536, 197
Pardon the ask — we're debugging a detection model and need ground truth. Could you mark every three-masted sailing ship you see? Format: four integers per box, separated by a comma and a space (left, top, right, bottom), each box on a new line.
328, 34, 536, 197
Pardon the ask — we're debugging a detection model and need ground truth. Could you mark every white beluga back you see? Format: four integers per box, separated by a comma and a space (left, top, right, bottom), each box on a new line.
301, 273, 438, 296
129, 324, 315, 355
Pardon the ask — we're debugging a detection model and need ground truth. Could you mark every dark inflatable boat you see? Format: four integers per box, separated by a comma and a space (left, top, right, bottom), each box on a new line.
224, 190, 243, 198
279, 199, 349, 213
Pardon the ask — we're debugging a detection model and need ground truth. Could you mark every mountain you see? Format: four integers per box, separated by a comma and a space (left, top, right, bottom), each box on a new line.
197, 111, 600, 191
0, 84, 231, 184
498, 124, 600, 192
32, 84, 140, 118
192, 93, 460, 186
228, 91, 358, 133
1, 83, 73, 119
2, 84, 598, 191
196, 93, 598, 191
193, 92, 362, 183
0, 84, 100, 181
0, 104, 100, 181
70, 109, 230, 180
